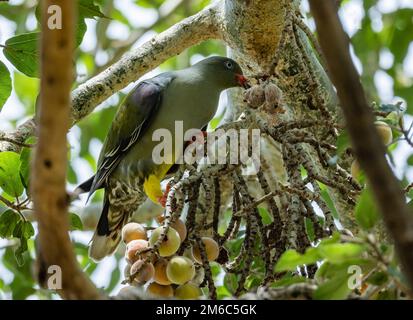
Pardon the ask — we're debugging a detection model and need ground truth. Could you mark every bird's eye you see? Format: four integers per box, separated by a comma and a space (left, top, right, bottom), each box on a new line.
225, 61, 233, 69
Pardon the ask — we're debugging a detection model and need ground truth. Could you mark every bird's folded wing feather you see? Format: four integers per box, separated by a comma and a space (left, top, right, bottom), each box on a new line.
87, 74, 174, 198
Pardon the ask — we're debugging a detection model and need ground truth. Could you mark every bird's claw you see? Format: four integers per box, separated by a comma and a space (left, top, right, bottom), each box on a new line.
157, 184, 172, 208
189, 131, 207, 145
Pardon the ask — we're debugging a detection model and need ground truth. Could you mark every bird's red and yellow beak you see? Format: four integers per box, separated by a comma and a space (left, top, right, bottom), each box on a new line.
235, 74, 249, 89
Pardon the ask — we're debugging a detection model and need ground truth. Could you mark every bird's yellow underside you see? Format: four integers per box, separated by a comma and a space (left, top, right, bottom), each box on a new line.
143, 163, 173, 204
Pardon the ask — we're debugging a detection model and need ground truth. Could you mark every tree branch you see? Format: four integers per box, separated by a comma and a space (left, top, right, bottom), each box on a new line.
0, 119, 36, 152
0, 2, 220, 152
309, 0, 413, 289
32, 0, 101, 299
0, 130, 35, 148
93, 0, 186, 76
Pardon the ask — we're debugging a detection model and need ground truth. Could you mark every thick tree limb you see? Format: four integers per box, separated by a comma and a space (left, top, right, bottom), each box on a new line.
32, 0, 101, 299
309, 0, 413, 289
93, 0, 186, 76
0, 2, 220, 152
220, 0, 287, 71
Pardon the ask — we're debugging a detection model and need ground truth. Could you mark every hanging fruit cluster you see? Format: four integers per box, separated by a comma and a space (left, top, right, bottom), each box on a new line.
120, 219, 219, 299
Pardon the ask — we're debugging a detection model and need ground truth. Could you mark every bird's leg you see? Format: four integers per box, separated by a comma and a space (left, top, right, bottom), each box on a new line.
157, 183, 172, 208
188, 130, 207, 146
144, 164, 174, 207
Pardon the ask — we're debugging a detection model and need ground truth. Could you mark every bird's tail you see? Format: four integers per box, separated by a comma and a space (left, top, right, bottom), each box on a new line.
88, 196, 132, 261
73, 175, 95, 196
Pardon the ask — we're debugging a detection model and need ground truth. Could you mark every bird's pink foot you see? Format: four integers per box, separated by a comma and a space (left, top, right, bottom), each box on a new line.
189, 131, 207, 145
157, 184, 172, 208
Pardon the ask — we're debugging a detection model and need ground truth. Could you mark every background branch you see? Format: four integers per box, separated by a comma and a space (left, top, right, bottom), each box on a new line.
0, 119, 36, 152
93, 0, 186, 76
309, 0, 413, 289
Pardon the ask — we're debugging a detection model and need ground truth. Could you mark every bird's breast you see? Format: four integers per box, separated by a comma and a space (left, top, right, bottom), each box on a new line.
163, 82, 220, 128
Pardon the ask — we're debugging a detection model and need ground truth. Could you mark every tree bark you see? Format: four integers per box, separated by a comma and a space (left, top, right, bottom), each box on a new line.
32, 0, 101, 299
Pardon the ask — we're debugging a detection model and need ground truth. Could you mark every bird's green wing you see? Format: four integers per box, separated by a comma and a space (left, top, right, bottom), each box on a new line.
87, 74, 174, 198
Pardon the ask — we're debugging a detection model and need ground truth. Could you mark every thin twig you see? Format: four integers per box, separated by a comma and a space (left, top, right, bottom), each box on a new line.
0, 137, 35, 148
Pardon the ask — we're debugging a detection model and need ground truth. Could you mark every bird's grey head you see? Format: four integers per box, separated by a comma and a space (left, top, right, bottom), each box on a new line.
193, 56, 247, 90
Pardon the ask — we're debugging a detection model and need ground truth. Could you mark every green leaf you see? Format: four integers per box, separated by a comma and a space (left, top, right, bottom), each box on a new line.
0, 60, 12, 110
318, 231, 341, 246
70, 213, 83, 231
314, 261, 331, 283
11, 220, 32, 266
355, 187, 380, 230
270, 274, 308, 288
407, 154, 413, 167
313, 269, 351, 300
74, 242, 96, 269
367, 271, 388, 286
135, 0, 165, 9
224, 237, 244, 259
386, 9, 413, 61
208, 113, 224, 131
313, 261, 362, 300
304, 217, 315, 242
13, 220, 34, 241
0, 2, 28, 22
0, 210, 21, 238
275, 233, 358, 273
223, 272, 238, 294
76, 19, 88, 47
216, 285, 232, 299
319, 185, 339, 219
3, 244, 27, 274
14, 237, 28, 267
35, 5, 87, 47
336, 130, 349, 155
315, 259, 370, 286
218, 209, 232, 235
258, 207, 272, 225
275, 247, 322, 272
111, 8, 131, 26
245, 273, 264, 290
318, 243, 366, 264
9, 278, 35, 299
22, 221, 34, 239
3, 247, 35, 298
210, 262, 222, 278
3, 32, 40, 78
19, 137, 36, 190
79, 0, 108, 19
12, 220, 23, 238
0, 151, 25, 197
13, 71, 39, 111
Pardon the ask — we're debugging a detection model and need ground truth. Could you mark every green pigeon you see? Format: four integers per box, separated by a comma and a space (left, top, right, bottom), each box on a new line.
76, 56, 247, 261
